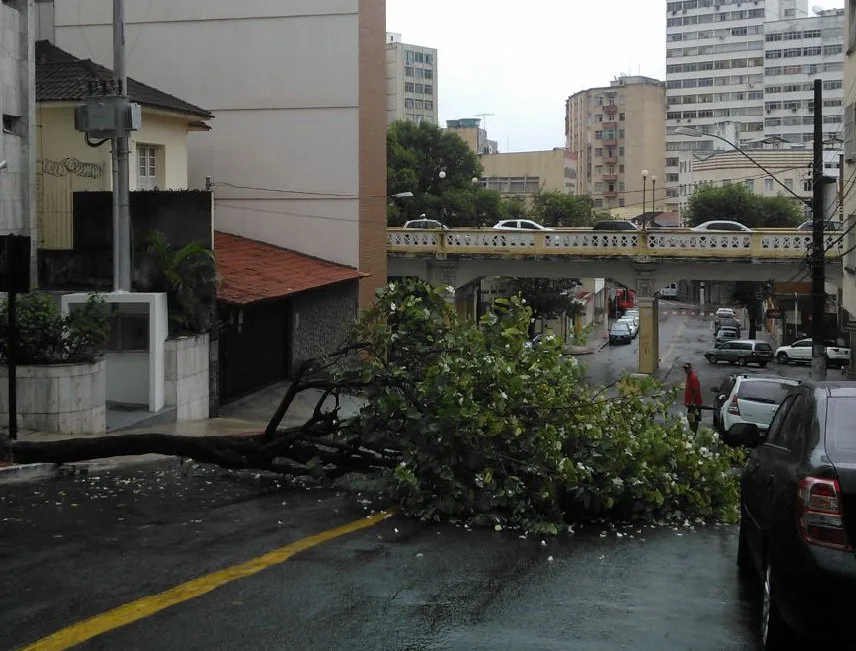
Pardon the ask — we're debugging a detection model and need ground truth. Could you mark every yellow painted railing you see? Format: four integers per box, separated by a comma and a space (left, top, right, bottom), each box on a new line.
387, 228, 843, 260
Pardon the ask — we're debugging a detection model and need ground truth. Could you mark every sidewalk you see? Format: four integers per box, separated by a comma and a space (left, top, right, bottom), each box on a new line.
1, 380, 362, 481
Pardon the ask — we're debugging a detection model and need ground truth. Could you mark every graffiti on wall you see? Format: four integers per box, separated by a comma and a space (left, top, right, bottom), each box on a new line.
39, 158, 104, 180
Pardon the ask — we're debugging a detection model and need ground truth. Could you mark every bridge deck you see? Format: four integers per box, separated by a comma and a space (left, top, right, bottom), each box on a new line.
387, 228, 844, 261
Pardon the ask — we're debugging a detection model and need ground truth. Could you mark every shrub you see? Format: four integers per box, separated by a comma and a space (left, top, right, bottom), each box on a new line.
0, 293, 109, 365
339, 279, 743, 534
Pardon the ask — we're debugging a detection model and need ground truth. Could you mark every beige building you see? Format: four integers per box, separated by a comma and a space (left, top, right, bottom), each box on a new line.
566, 75, 666, 212
480, 148, 571, 198
682, 149, 813, 206
385, 32, 437, 126
49, 0, 387, 310
445, 118, 499, 156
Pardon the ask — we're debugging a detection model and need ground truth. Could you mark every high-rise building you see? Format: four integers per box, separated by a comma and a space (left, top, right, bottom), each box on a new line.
385, 32, 438, 125
565, 76, 666, 212
763, 9, 844, 152
662, 0, 851, 210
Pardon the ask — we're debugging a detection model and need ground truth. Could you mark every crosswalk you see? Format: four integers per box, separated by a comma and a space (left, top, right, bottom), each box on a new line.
665, 310, 716, 317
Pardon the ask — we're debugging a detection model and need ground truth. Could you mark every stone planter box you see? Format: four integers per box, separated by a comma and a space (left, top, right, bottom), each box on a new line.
165, 334, 209, 421
0, 359, 107, 434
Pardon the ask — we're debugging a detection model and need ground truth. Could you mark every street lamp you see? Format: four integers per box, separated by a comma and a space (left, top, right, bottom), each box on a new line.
651, 175, 657, 213
641, 169, 649, 215
674, 126, 808, 204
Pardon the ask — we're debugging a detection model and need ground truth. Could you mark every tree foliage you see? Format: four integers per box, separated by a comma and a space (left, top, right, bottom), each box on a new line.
684, 183, 804, 228
4, 280, 744, 533
135, 232, 217, 336
509, 278, 584, 324
0, 293, 108, 365
386, 120, 508, 227
528, 192, 598, 227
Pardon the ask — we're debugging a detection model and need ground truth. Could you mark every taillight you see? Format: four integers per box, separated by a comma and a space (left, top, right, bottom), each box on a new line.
797, 477, 852, 551
727, 396, 740, 415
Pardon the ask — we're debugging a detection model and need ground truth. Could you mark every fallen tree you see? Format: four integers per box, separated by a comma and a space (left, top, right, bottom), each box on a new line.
1, 280, 745, 534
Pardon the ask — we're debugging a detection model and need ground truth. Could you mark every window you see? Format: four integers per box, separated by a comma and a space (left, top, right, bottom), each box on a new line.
404, 98, 414, 108
2, 114, 22, 136
424, 84, 433, 95
137, 144, 159, 190
425, 54, 434, 64
404, 82, 414, 92
744, 179, 755, 192
619, 113, 625, 121
404, 66, 414, 77
425, 100, 434, 110
765, 178, 774, 192
105, 314, 150, 353
415, 84, 424, 93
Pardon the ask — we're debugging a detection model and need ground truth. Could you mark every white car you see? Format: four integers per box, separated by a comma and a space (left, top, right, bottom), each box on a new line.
615, 317, 638, 338
717, 376, 800, 434
492, 219, 553, 231
715, 307, 736, 319
691, 221, 752, 233
775, 338, 851, 369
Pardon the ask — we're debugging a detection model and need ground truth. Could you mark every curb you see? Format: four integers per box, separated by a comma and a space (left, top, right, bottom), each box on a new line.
567, 339, 610, 356
0, 462, 59, 483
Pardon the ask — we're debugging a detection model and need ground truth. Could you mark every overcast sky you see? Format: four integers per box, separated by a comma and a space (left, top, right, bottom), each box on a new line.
387, 0, 845, 153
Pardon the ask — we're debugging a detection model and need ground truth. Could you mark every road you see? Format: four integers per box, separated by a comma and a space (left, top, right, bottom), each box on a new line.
0, 303, 825, 651
1, 463, 766, 651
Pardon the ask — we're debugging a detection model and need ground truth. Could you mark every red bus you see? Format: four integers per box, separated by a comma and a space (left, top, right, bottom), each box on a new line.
616, 288, 636, 313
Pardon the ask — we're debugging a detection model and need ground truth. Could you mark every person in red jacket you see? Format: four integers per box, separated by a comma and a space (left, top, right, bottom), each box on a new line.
683, 362, 703, 433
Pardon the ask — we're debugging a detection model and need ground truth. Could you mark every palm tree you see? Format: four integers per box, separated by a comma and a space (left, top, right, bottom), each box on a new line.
136, 231, 217, 336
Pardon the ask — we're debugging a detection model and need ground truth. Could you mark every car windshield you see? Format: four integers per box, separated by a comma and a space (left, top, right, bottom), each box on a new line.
736, 380, 797, 404
755, 342, 772, 351
612, 324, 629, 332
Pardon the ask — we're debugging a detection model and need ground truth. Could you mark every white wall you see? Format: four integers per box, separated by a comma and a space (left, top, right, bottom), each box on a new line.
53, 0, 363, 267
105, 352, 149, 406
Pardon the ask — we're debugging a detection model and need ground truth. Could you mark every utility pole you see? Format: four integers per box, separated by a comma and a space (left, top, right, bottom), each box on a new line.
811, 78, 827, 381
113, 0, 131, 292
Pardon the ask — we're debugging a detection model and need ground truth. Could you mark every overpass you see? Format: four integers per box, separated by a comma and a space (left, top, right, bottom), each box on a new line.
387, 227, 844, 374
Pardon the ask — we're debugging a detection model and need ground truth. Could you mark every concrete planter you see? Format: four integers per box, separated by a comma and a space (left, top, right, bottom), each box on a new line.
0, 359, 107, 434
165, 334, 210, 421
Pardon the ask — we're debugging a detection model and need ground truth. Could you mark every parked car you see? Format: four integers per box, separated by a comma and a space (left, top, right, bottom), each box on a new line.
657, 283, 679, 299
798, 219, 843, 231
722, 382, 856, 646
713, 375, 800, 435
775, 338, 851, 369
691, 221, 752, 232
715, 326, 740, 346
714, 316, 741, 335
710, 373, 746, 433
704, 339, 774, 367
402, 218, 448, 230
715, 307, 737, 319
615, 317, 638, 338
593, 220, 638, 231
609, 322, 633, 345
492, 219, 553, 231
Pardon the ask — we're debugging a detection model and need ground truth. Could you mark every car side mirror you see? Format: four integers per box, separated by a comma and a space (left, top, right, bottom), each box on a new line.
722, 423, 761, 448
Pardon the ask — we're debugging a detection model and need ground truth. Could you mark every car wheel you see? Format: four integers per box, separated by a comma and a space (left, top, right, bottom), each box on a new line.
736, 517, 753, 579
705, 354, 716, 364
776, 352, 789, 364
737, 357, 748, 367
761, 558, 791, 650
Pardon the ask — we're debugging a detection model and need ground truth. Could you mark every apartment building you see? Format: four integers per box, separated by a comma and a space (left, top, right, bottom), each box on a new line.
0, 0, 37, 283
445, 118, 499, 155
565, 76, 666, 211
385, 32, 437, 125
763, 9, 845, 150
841, 0, 856, 356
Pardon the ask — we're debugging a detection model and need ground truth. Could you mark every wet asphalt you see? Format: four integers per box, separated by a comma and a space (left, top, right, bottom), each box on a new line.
0, 303, 819, 650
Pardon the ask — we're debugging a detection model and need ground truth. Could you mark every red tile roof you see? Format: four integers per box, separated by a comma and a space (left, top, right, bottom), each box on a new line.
214, 231, 365, 305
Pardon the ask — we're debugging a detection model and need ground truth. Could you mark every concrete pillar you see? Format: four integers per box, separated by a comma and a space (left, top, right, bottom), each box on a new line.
635, 275, 660, 374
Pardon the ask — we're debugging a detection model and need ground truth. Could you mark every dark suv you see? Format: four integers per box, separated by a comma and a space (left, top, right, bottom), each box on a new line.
723, 382, 856, 647
704, 339, 773, 367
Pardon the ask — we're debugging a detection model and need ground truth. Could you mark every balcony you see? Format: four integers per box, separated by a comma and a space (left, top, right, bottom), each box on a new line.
602, 173, 618, 182
603, 138, 618, 147
604, 189, 618, 198
603, 104, 618, 115
603, 120, 618, 129
603, 156, 617, 164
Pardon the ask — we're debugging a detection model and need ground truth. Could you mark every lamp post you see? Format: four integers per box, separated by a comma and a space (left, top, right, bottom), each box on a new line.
641, 169, 649, 216
651, 175, 657, 213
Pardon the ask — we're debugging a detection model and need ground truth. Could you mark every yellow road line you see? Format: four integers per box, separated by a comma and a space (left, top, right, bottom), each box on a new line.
22, 510, 396, 651
661, 319, 687, 366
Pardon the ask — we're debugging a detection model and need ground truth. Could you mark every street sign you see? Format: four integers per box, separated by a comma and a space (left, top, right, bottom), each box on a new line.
0, 235, 31, 293
765, 309, 783, 319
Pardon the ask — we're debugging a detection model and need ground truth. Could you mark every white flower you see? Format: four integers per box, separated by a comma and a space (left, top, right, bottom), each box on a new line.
445, 285, 455, 293
612, 477, 624, 487
390, 302, 397, 312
